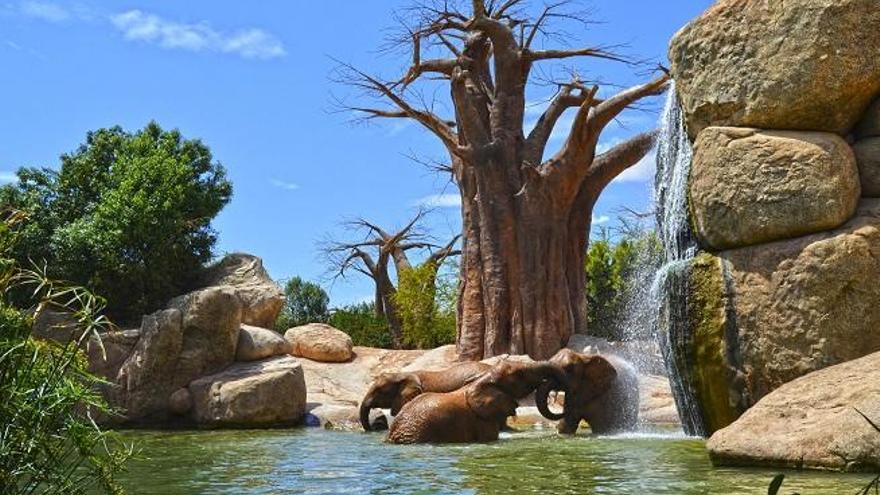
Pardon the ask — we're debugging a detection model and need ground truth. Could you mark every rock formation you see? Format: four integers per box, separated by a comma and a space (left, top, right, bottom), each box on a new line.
707, 351, 880, 472
285, 323, 354, 363
200, 253, 285, 328
666, 0, 880, 437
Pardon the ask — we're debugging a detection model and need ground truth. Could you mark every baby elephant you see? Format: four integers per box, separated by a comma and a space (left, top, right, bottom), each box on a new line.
387, 360, 568, 444
359, 361, 491, 431
537, 348, 640, 435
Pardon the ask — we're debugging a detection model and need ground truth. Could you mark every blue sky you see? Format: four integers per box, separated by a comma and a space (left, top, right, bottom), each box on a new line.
0, 0, 712, 306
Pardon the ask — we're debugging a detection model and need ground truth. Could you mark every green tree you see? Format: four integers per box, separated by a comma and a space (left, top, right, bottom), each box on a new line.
0, 122, 232, 322
0, 210, 130, 494
274, 277, 330, 331
394, 261, 456, 349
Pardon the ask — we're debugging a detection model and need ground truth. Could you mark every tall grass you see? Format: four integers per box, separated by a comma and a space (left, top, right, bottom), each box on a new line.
0, 209, 131, 494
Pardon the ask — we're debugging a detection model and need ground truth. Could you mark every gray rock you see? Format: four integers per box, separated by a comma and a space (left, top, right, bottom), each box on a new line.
202, 253, 284, 328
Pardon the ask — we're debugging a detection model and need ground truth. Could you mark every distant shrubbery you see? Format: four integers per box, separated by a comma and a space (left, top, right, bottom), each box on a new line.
585, 228, 662, 340
0, 210, 129, 494
395, 261, 456, 349
328, 301, 392, 348
0, 122, 232, 323
274, 276, 330, 331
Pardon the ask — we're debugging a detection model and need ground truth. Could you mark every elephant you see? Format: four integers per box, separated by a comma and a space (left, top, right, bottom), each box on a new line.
536, 348, 640, 435
359, 361, 491, 431
386, 359, 568, 444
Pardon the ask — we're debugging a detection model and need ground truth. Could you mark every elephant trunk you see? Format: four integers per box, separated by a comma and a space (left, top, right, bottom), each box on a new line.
535, 379, 565, 421
359, 396, 374, 432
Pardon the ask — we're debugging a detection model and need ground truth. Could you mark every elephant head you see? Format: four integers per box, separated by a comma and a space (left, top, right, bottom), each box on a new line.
536, 348, 617, 421
466, 360, 569, 422
360, 372, 423, 431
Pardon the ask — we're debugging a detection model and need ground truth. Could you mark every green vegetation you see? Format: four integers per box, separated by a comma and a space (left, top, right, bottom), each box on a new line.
0, 122, 232, 323
395, 261, 456, 349
585, 228, 661, 340
0, 210, 130, 494
274, 277, 330, 331
328, 301, 391, 348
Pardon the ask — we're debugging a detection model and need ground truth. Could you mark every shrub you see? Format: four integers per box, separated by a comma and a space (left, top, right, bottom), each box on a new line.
0, 210, 130, 494
395, 261, 456, 349
585, 230, 662, 340
328, 302, 391, 348
0, 122, 232, 323
274, 277, 330, 331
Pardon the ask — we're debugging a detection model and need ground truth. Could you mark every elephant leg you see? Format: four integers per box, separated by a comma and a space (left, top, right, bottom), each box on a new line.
557, 414, 580, 435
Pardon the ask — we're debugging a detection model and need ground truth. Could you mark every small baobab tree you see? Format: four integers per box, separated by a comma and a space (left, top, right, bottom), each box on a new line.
323, 211, 460, 349
336, 0, 668, 359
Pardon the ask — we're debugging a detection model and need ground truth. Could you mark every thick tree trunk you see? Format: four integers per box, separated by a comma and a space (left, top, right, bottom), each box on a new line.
456, 161, 599, 360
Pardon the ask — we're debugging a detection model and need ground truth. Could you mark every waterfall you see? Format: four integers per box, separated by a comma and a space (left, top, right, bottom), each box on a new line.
652, 82, 705, 436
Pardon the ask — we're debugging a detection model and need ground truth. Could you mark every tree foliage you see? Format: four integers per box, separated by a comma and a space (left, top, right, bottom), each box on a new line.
274, 276, 330, 331
0, 210, 130, 494
585, 228, 662, 340
395, 260, 456, 349
0, 122, 232, 322
328, 302, 392, 349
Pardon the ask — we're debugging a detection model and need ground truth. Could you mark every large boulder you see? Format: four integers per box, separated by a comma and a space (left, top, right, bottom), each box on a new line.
201, 253, 284, 328
187, 356, 306, 428
667, 199, 880, 434
115, 287, 242, 423
854, 138, 880, 197
690, 127, 860, 250
235, 325, 290, 362
115, 309, 184, 420
707, 351, 880, 472
285, 323, 353, 363
85, 329, 140, 380
669, 0, 880, 138
168, 287, 243, 383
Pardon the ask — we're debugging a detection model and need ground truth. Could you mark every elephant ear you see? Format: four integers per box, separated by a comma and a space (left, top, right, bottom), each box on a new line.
391, 374, 423, 415
466, 378, 518, 421
584, 355, 618, 396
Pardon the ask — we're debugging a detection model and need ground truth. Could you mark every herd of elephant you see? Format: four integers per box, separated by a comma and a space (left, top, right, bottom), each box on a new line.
359, 348, 640, 444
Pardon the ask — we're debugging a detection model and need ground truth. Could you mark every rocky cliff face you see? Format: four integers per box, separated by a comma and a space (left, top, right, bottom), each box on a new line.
667, 0, 880, 437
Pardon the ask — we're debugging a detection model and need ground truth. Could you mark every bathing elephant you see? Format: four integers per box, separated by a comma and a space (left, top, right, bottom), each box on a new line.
359, 361, 492, 431
386, 360, 568, 444
537, 349, 640, 435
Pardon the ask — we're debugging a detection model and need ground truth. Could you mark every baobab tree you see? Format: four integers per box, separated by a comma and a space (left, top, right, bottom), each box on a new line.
338, 0, 668, 359
324, 211, 460, 348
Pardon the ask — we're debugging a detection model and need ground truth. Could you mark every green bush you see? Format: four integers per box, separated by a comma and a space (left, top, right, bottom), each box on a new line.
395, 261, 456, 349
0, 210, 129, 494
328, 302, 391, 348
274, 277, 330, 331
0, 122, 232, 323
585, 230, 661, 340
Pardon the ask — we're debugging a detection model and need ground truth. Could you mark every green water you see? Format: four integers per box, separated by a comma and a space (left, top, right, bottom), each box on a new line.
115, 428, 872, 494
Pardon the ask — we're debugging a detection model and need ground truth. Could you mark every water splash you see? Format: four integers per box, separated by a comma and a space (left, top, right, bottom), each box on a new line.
652, 82, 706, 437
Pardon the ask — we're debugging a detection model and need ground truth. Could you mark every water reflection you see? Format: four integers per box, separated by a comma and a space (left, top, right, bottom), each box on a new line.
115, 429, 870, 495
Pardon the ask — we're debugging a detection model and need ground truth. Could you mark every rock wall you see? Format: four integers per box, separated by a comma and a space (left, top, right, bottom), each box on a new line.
668, 0, 880, 435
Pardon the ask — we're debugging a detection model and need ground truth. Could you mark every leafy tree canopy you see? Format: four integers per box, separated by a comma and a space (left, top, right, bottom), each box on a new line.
275, 276, 330, 330
0, 122, 232, 322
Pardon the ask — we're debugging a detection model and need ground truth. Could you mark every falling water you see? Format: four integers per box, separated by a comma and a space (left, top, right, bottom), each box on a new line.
651, 82, 705, 436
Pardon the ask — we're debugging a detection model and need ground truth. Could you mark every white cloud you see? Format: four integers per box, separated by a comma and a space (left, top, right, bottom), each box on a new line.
592, 215, 610, 225
414, 193, 461, 208
270, 178, 299, 191
612, 150, 656, 184
110, 10, 285, 59
19, 1, 69, 22
0, 171, 18, 183
5, 40, 22, 50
